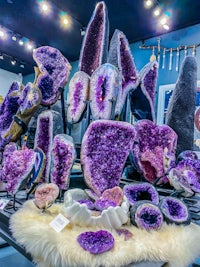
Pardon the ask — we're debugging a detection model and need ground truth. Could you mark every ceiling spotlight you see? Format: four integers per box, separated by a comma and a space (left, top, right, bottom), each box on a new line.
20, 64, 25, 68
11, 59, 16, 65
19, 39, 24, 46
144, 0, 153, 8
163, 24, 170, 30
12, 35, 17, 41
0, 53, 3, 60
0, 29, 6, 39
59, 11, 71, 29
160, 16, 167, 25
26, 42, 34, 51
153, 7, 161, 17
39, 0, 51, 15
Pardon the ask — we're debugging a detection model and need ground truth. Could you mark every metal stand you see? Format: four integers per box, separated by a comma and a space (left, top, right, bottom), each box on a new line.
59, 87, 67, 134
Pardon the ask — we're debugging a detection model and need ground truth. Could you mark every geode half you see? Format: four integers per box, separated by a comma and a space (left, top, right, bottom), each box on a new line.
123, 182, 159, 205
108, 29, 139, 116
79, 1, 109, 76
81, 120, 136, 195
50, 134, 76, 190
77, 230, 114, 254
159, 196, 190, 225
33, 46, 71, 106
67, 71, 90, 123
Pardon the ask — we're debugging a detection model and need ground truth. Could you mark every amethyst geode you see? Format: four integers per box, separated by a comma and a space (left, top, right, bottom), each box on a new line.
159, 196, 190, 225
77, 230, 114, 254
130, 201, 163, 230
67, 71, 90, 123
90, 63, 119, 120
132, 120, 177, 183
79, 2, 109, 76
50, 134, 76, 190
130, 61, 158, 122
81, 120, 136, 196
33, 46, 71, 106
108, 29, 139, 116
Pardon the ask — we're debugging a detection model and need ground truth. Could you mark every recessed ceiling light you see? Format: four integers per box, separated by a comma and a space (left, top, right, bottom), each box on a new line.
145, 0, 153, 8
12, 35, 17, 41
19, 39, 24, 46
153, 7, 161, 17
39, 0, 51, 14
163, 24, 170, 30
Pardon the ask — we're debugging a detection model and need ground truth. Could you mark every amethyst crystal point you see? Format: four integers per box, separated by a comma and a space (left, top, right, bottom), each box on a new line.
94, 198, 117, 211
67, 71, 90, 124
130, 201, 163, 230
81, 120, 136, 195
123, 183, 159, 205
90, 63, 119, 120
79, 1, 109, 76
77, 230, 114, 254
33, 46, 71, 106
166, 56, 197, 156
132, 119, 177, 183
159, 196, 190, 225
130, 61, 158, 122
108, 29, 139, 116
77, 199, 95, 210
50, 134, 76, 190
5, 148, 36, 194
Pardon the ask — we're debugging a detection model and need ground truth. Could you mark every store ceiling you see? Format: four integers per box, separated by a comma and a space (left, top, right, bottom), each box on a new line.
0, 0, 200, 76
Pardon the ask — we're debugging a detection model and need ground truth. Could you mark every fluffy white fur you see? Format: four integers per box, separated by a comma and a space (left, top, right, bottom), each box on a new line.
10, 200, 200, 267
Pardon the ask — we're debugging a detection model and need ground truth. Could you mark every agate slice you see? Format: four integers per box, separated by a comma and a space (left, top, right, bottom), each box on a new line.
50, 134, 76, 190
90, 63, 119, 120
130, 201, 163, 230
34, 183, 59, 209
108, 29, 139, 116
130, 61, 158, 122
123, 183, 159, 205
4, 148, 36, 194
79, 1, 109, 76
159, 196, 190, 225
33, 46, 71, 106
77, 230, 114, 254
132, 119, 177, 183
81, 120, 136, 195
67, 71, 90, 123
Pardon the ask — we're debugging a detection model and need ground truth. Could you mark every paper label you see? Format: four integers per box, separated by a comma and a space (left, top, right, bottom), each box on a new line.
0, 198, 10, 210
49, 213, 70, 233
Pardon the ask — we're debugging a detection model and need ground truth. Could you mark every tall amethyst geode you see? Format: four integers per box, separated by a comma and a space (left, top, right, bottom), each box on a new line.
81, 120, 136, 196
130, 61, 158, 122
67, 71, 90, 123
79, 1, 109, 76
124, 183, 159, 205
132, 119, 177, 183
108, 29, 139, 116
159, 196, 190, 225
4, 148, 36, 194
90, 63, 119, 120
50, 134, 76, 190
130, 201, 163, 231
33, 46, 71, 106
77, 230, 114, 254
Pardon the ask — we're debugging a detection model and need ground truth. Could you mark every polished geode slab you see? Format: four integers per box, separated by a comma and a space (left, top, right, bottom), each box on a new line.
130, 61, 158, 122
34, 183, 59, 209
77, 230, 114, 254
50, 134, 76, 190
108, 29, 139, 116
81, 120, 136, 195
33, 46, 71, 106
79, 1, 109, 76
67, 71, 90, 123
132, 119, 177, 183
90, 63, 119, 120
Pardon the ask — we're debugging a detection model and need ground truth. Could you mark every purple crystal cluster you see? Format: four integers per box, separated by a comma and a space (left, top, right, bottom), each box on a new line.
90, 63, 119, 120
79, 1, 109, 76
132, 119, 177, 183
67, 71, 90, 123
94, 198, 117, 211
33, 46, 71, 106
50, 134, 76, 190
115, 228, 133, 240
77, 230, 114, 254
81, 120, 136, 196
77, 199, 95, 210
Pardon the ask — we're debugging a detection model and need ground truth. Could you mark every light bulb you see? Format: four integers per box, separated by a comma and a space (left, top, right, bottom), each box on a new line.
0, 30, 5, 38
39, 0, 51, 15
160, 17, 167, 25
153, 7, 161, 16
145, 0, 153, 8
19, 39, 24, 46
26, 42, 34, 51
163, 24, 170, 30
12, 35, 17, 41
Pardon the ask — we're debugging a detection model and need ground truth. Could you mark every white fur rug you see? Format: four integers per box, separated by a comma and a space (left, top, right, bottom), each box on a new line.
10, 200, 200, 267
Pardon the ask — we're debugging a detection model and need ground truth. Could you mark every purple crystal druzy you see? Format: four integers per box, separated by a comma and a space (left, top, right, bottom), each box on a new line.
94, 198, 117, 211
2, 142, 18, 161
77, 199, 95, 210
85, 189, 99, 201
77, 230, 114, 254
124, 183, 159, 205
81, 120, 136, 196
115, 228, 133, 240
101, 186, 124, 206
178, 150, 198, 161
51, 134, 76, 190
33, 46, 71, 105
159, 196, 190, 225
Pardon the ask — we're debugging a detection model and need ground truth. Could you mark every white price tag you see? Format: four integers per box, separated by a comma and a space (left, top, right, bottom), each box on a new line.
49, 213, 70, 233
0, 198, 10, 210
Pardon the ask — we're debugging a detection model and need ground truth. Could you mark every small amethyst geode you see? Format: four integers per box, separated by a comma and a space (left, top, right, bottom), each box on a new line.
159, 196, 190, 225
81, 120, 136, 196
77, 230, 114, 254
124, 183, 159, 205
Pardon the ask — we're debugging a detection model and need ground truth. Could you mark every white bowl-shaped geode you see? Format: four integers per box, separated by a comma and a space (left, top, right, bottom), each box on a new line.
61, 188, 130, 229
